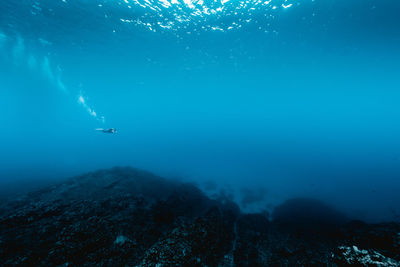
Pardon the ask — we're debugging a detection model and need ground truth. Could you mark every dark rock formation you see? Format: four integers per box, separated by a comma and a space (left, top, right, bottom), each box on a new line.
272, 198, 349, 228
0, 167, 399, 266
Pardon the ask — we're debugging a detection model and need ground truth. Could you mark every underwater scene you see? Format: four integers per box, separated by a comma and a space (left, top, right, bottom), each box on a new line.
1, 0, 400, 266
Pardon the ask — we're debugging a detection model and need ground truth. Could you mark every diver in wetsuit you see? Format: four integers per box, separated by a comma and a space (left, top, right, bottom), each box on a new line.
96, 128, 117, 134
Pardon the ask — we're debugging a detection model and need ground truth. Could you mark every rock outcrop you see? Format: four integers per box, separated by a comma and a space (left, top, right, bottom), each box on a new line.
0, 167, 399, 266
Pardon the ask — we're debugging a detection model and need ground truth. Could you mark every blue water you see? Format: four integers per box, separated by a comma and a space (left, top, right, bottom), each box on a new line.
1, 0, 399, 222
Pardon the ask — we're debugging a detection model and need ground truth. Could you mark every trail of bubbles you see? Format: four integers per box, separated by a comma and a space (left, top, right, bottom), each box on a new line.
78, 92, 105, 123
41, 56, 68, 94
0, 32, 7, 49
0, 31, 105, 123
12, 36, 25, 65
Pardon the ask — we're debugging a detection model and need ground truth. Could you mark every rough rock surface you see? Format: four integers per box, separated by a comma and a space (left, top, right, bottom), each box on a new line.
0, 167, 399, 266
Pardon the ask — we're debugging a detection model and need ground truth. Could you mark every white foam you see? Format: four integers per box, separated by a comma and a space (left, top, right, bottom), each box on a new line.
282, 3, 293, 8
116, 0, 298, 33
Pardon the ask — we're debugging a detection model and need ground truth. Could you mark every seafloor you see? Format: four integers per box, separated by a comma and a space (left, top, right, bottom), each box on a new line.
0, 167, 399, 266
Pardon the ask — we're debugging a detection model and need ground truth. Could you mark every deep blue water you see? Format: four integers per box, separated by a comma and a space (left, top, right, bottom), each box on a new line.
1, 0, 400, 222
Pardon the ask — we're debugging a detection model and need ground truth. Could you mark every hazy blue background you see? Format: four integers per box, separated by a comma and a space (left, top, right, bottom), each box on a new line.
1, 0, 399, 222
